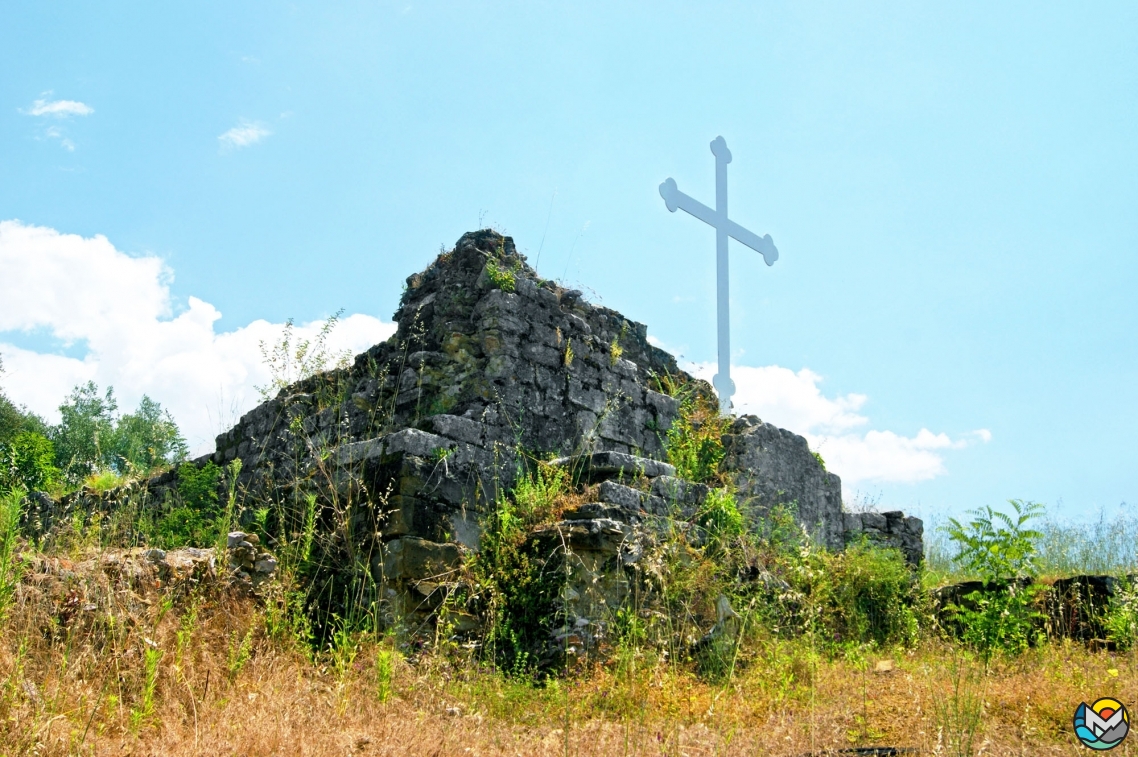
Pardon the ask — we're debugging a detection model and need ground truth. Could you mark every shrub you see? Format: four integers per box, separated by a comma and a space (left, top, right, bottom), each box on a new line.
943, 499, 1046, 657
0, 431, 59, 494
485, 241, 522, 292
663, 383, 728, 485
825, 541, 920, 647
0, 487, 24, 621
485, 259, 520, 292
767, 524, 920, 650
467, 461, 574, 676
1104, 577, 1138, 650
152, 462, 223, 548
695, 487, 745, 549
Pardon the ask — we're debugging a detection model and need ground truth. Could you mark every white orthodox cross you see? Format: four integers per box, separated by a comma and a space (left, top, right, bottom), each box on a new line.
660, 136, 779, 415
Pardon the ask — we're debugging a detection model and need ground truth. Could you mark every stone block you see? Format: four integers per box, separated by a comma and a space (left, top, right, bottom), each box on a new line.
534, 365, 560, 390
612, 358, 638, 378
562, 503, 631, 523
568, 382, 607, 414
429, 414, 488, 446
524, 343, 562, 369
651, 476, 709, 509
536, 518, 630, 554
564, 313, 592, 335
597, 480, 646, 511
860, 512, 887, 531
382, 537, 462, 583
448, 509, 482, 550
335, 429, 454, 466
385, 428, 455, 458
552, 451, 675, 482
380, 495, 418, 536
645, 390, 680, 423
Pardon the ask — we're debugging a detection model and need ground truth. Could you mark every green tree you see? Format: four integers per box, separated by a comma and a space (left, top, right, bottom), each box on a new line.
50, 382, 188, 486
0, 356, 49, 445
109, 395, 188, 474
51, 382, 118, 485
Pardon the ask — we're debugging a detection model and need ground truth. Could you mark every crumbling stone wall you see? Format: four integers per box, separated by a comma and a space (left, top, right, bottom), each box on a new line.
722, 416, 845, 549
43, 230, 924, 629
842, 510, 925, 566
204, 230, 891, 553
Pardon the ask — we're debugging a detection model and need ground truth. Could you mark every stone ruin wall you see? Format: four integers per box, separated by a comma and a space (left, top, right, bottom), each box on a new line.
40, 230, 924, 623
204, 231, 922, 563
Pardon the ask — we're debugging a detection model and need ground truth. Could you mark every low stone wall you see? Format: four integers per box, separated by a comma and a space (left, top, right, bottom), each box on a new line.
842, 510, 925, 566
933, 573, 1137, 643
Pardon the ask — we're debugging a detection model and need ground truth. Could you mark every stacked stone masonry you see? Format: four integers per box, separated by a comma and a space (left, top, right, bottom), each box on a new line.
46, 230, 924, 634
207, 231, 922, 593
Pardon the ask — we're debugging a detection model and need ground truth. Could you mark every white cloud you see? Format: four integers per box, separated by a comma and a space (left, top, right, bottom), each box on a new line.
28, 99, 88, 150
0, 221, 395, 454
686, 361, 989, 490
23, 96, 94, 118
218, 120, 271, 149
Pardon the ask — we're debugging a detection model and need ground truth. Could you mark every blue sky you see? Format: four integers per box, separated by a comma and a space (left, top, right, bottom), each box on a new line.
1, 1, 1135, 522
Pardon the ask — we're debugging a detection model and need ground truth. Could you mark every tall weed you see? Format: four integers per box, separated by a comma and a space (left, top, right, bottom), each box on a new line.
1104, 577, 1138, 650
0, 488, 25, 621
930, 651, 986, 757
659, 377, 728, 484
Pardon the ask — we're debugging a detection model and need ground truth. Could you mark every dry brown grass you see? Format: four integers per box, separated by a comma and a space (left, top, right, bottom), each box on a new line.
1, 546, 1134, 756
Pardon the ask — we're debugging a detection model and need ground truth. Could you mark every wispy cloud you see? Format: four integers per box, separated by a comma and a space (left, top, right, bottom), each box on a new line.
41, 126, 76, 152
21, 93, 92, 150
23, 95, 94, 118
218, 120, 271, 149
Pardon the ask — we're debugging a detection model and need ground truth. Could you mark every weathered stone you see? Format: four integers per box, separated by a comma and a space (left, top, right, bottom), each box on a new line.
597, 481, 646, 511
843, 511, 924, 565
860, 512, 887, 531
381, 537, 462, 583
428, 414, 488, 446
722, 415, 844, 549
562, 503, 632, 523
553, 451, 676, 482
536, 518, 631, 554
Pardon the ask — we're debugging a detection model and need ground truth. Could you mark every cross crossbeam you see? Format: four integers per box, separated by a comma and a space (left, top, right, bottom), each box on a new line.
659, 136, 779, 415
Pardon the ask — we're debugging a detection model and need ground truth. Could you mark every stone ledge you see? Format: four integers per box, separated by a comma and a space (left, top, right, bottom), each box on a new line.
333, 428, 456, 466
551, 451, 675, 482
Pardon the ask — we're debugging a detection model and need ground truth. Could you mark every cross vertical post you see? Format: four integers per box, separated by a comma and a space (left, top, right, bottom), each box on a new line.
712, 138, 733, 414
659, 136, 780, 415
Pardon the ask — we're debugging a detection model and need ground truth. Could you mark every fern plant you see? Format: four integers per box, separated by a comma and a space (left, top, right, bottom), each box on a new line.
944, 499, 1046, 657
